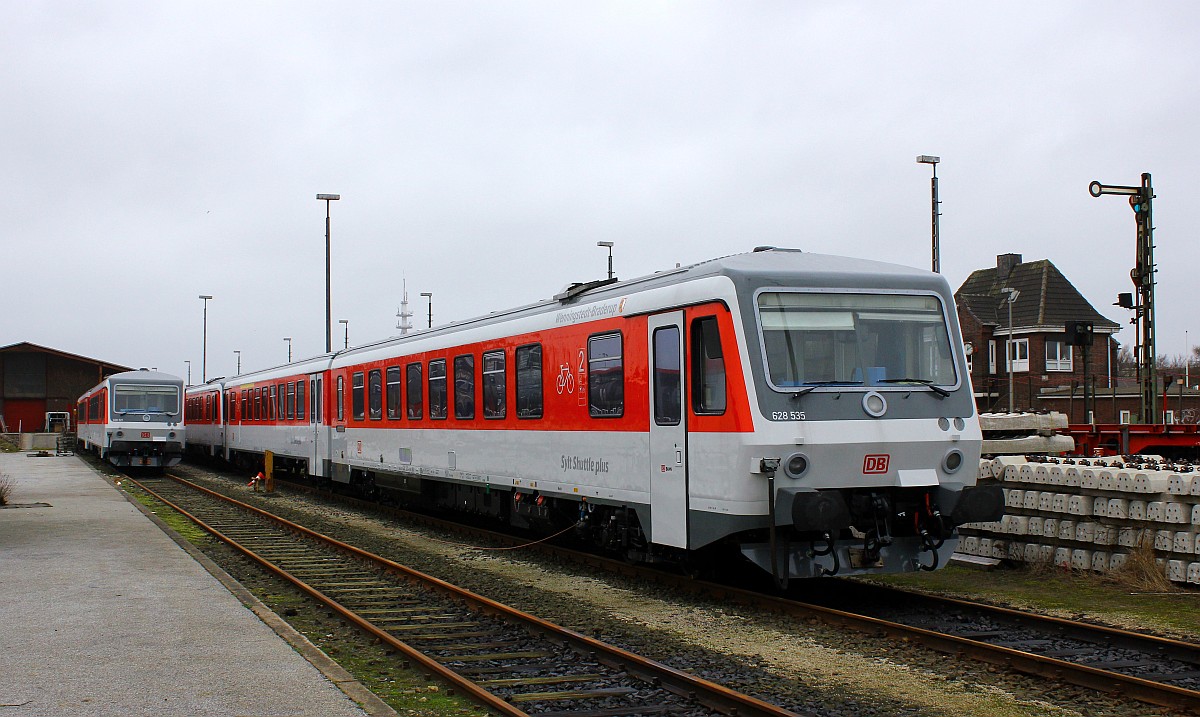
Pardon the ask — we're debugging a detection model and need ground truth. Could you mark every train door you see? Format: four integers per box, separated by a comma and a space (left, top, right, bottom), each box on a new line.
648, 311, 688, 548
309, 374, 329, 478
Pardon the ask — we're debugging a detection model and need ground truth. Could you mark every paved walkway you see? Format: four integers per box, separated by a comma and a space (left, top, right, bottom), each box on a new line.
0, 450, 391, 717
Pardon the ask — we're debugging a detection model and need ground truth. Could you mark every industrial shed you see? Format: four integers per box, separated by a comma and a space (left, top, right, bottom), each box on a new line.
0, 342, 130, 432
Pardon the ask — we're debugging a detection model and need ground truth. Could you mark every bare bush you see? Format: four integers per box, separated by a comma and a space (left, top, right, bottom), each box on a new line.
0, 472, 14, 505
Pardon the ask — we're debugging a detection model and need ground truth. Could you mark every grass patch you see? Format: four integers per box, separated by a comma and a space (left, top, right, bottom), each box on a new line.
0, 436, 18, 453
863, 563, 1200, 639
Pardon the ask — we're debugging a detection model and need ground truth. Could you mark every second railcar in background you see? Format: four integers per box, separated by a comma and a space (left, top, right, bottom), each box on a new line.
77, 369, 185, 468
184, 248, 1003, 581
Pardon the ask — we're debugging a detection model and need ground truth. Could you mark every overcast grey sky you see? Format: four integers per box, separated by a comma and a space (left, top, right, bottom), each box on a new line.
5, 2, 1199, 381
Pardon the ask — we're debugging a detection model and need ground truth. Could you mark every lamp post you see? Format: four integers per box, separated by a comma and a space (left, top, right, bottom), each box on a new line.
316, 193, 341, 353
284, 337, 292, 363
234, 350, 241, 375
916, 155, 941, 273
420, 292, 432, 328
339, 319, 349, 349
597, 241, 614, 280
199, 294, 212, 382
1001, 287, 1020, 413
184, 360, 191, 386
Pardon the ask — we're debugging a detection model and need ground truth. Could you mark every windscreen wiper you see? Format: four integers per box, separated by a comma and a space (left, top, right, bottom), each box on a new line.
878, 377, 950, 398
790, 380, 863, 400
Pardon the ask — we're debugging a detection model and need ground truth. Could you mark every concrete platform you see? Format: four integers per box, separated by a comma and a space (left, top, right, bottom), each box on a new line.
0, 451, 393, 717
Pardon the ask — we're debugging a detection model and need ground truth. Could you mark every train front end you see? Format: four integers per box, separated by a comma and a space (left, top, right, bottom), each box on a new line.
725, 250, 1003, 579
103, 370, 185, 468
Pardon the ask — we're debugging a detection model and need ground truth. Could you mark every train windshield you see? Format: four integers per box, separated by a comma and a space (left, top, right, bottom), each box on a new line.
757, 292, 957, 389
112, 384, 181, 415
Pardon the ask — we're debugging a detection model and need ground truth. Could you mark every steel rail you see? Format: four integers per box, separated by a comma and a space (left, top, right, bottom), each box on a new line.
258, 475, 1200, 714
140, 474, 801, 717
182, 470, 1200, 713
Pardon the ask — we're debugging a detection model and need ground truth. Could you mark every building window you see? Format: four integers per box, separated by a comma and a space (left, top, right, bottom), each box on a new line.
691, 316, 726, 415
1119, 409, 1132, 425
368, 369, 383, 420
588, 332, 624, 417
1165, 410, 1176, 424
1046, 340, 1073, 372
988, 340, 997, 375
406, 363, 423, 420
1005, 338, 1029, 373
515, 344, 542, 418
482, 350, 505, 419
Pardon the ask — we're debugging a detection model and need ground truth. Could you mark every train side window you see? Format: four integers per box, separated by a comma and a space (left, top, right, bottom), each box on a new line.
690, 316, 726, 414
368, 369, 383, 420
309, 379, 316, 423
352, 371, 365, 420
296, 381, 306, 421
515, 344, 542, 418
406, 363, 423, 419
428, 359, 447, 419
254, 388, 262, 421
336, 376, 345, 422
315, 378, 322, 423
269, 386, 277, 421
482, 350, 505, 419
287, 382, 297, 419
588, 332, 624, 418
454, 355, 474, 420
653, 326, 682, 425
386, 366, 402, 419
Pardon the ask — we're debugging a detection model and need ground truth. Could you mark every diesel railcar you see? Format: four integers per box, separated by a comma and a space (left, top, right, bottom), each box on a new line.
77, 369, 185, 468
185, 248, 1002, 580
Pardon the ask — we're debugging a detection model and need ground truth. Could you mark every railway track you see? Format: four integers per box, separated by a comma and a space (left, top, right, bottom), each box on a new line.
128, 473, 799, 717
205, 469, 1200, 715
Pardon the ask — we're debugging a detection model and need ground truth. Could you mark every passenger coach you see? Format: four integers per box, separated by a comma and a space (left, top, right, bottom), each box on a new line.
185, 248, 1003, 580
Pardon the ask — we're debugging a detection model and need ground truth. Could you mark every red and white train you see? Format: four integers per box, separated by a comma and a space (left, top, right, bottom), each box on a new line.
77, 369, 185, 469
185, 248, 1002, 580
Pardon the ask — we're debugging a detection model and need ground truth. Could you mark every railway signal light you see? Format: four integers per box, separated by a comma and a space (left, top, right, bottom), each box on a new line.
1130, 193, 1150, 215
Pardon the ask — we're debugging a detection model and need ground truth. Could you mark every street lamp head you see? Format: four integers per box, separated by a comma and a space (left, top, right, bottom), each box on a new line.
1001, 287, 1020, 302
316, 194, 340, 201
596, 241, 614, 248
199, 294, 212, 300
916, 155, 940, 165
420, 292, 432, 298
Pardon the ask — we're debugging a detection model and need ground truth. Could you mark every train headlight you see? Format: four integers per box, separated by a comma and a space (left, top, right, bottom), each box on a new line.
942, 449, 964, 474
168, 432, 176, 439
784, 452, 810, 479
862, 391, 887, 418
116, 431, 124, 437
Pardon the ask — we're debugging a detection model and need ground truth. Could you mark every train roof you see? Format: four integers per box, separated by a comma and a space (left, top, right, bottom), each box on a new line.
104, 369, 183, 385
332, 247, 947, 357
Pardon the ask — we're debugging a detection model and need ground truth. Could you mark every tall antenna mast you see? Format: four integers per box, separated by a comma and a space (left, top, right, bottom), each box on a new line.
396, 280, 414, 334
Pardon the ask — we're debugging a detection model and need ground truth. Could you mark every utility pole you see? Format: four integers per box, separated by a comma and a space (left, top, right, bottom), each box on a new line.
1090, 174, 1156, 422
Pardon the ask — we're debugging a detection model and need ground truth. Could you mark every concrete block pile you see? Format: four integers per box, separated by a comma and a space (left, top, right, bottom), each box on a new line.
958, 454, 1200, 584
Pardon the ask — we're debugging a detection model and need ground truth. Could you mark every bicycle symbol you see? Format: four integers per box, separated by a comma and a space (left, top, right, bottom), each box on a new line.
556, 364, 575, 395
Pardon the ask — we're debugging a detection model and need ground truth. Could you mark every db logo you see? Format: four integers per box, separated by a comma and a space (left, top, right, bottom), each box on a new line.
863, 454, 890, 474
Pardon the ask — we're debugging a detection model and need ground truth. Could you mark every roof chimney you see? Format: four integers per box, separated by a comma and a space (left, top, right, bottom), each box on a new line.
997, 253, 1022, 278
